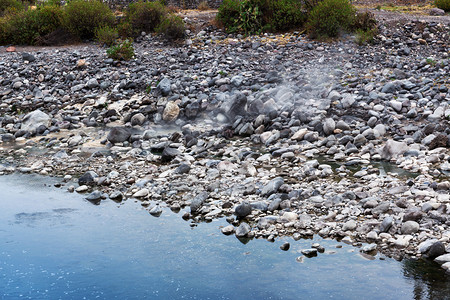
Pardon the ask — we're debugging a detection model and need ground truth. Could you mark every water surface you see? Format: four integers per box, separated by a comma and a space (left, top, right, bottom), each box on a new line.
1, 174, 449, 299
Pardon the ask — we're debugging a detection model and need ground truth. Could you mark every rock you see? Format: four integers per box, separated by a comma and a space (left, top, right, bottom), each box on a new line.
280, 242, 290, 251
22, 53, 36, 62
235, 222, 251, 237
301, 249, 318, 257
190, 191, 208, 213
427, 241, 446, 259
78, 171, 98, 186
6, 46, 16, 52
175, 163, 191, 174
131, 113, 146, 126
161, 147, 180, 163
86, 191, 103, 202
381, 82, 397, 93
235, 202, 252, 218
156, 77, 171, 96
323, 118, 335, 136
381, 140, 409, 160
435, 254, 450, 265
86, 78, 99, 89
380, 216, 393, 233
220, 92, 247, 120
221, 225, 235, 235
107, 127, 131, 144
133, 188, 149, 198
261, 177, 284, 196
429, 8, 445, 16
109, 191, 123, 201
21, 110, 51, 133
361, 244, 377, 253
162, 101, 180, 122
401, 221, 419, 234
281, 212, 298, 222
342, 219, 357, 231
149, 205, 162, 217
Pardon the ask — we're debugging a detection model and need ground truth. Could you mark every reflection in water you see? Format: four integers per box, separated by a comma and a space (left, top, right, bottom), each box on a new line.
402, 259, 450, 300
1, 173, 449, 299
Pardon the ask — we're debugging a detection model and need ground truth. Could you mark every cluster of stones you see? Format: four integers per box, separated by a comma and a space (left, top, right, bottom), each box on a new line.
0, 15, 449, 270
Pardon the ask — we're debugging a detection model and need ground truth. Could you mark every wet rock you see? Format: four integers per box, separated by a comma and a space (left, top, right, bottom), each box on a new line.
86, 191, 103, 201
427, 241, 446, 259
301, 249, 318, 257
280, 242, 290, 251
149, 205, 162, 217
78, 171, 98, 186
221, 225, 235, 235
235, 222, 251, 237
190, 191, 208, 213
361, 244, 377, 253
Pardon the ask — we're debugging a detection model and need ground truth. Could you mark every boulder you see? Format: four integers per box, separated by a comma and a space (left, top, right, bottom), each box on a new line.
107, 127, 131, 144
381, 139, 409, 160
21, 110, 51, 133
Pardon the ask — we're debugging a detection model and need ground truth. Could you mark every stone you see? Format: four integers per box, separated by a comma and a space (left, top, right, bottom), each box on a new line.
280, 242, 290, 251
221, 92, 247, 120
380, 216, 393, 233
281, 212, 298, 222
381, 82, 397, 93
427, 241, 446, 259
261, 177, 284, 196
381, 140, 409, 160
133, 188, 149, 198
107, 127, 131, 144
86, 78, 99, 89
221, 225, 235, 235
361, 244, 377, 253
22, 53, 36, 62
434, 254, 450, 265
235, 202, 252, 218
21, 110, 51, 133
190, 191, 208, 213
162, 101, 180, 122
161, 147, 180, 163
342, 219, 357, 231
235, 222, 251, 237
149, 205, 162, 217
131, 113, 146, 126
78, 171, 98, 186
157, 77, 171, 96
301, 249, 318, 256
323, 118, 335, 136
401, 221, 419, 234
429, 8, 445, 16
175, 163, 191, 174
86, 191, 102, 201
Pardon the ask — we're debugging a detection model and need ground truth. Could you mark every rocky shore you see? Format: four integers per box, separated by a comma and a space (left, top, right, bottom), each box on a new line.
1, 13, 449, 271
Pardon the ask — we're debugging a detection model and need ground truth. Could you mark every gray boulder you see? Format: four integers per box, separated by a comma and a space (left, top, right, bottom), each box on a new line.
107, 127, 131, 144
21, 110, 51, 133
235, 222, 251, 237
381, 139, 409, 160
190, 191, 209, 213
235, 202, 252, 218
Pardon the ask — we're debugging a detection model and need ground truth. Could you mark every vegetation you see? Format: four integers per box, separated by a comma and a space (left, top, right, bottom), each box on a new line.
62, 0, 114, 40
95, 25, 119, 46
126, 1, 167, 35
0, 0, 23, 16
217, 0, 306, 35
197, 1, 210, 10
435, 0, 450, 11
156, 14, 186, 41
107, 39, 135, 61
355, 28, 376, 45
306, 0, 356, 38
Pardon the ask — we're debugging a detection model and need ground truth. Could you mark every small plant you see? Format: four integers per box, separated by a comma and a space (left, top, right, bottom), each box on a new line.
306, 0, 356, 38
62, 0, 114, 40
126, 1, 167, 35
107, 39, 135, 61
156, 14, 186, 41
197, 0, 210, 10
117, 21, 133, 38
435, 0, 450, 11
95, 25, 118, 46
355, 29, 376, 45
426, 57, 437, 66
0, 0, 23, 16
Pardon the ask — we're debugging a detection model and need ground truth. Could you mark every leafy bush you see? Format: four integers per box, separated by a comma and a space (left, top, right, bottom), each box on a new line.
0, 0, 23, 16
95, 25, 118, 46
435, 0, 450, 11
0, 16, 11, 44
306, 0, 356, 38
2, 5, 63, 45
126, 1, 167, 35
62, 0, 114, 40
156, 14, 186, 41
107, 39, 134, 60
117, 21, 133, 38
217, 0, 306, 34
351, 11, 377, 32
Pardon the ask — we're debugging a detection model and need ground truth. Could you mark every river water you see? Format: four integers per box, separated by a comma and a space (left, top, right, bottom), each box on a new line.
1, 174, 449, 299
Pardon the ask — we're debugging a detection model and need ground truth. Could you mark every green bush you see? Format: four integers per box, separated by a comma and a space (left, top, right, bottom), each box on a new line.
95, 25, 118, 46
0, 0, 23, 16
107, 39, 134, 60
62, 0, 114, 40
126, 1, 167, 35
306, 0, 356, 38
2, 5, 63, 45
156, 14, 186, 41
355, 28, 376, 45
217, 0, 306, 34
435, 0, 450, 11
351, 11, 377, 32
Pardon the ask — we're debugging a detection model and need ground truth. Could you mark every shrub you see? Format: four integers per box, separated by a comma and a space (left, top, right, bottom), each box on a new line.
435, 0, 450, 11
216, 0, 306, 34
156, 14, 186, 41
95, 25, 118, 46
117, 21, 133, 38
355, 28, 376, 45
306, 0, 356, 38
107, 39, 134, 60
351, 11, 377, 32
3, 5, 63, 45
126, 1, 167, 35
0, 0, 23, 16
62, 0, 114, 40
198, 1, 210, 10
0, 16, 11, 44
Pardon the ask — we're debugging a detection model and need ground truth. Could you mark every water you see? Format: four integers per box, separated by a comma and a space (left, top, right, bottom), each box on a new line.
1, 174, 449, 300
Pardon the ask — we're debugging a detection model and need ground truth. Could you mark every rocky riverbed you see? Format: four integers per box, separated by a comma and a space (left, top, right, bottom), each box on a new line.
1, 12, 450, 271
